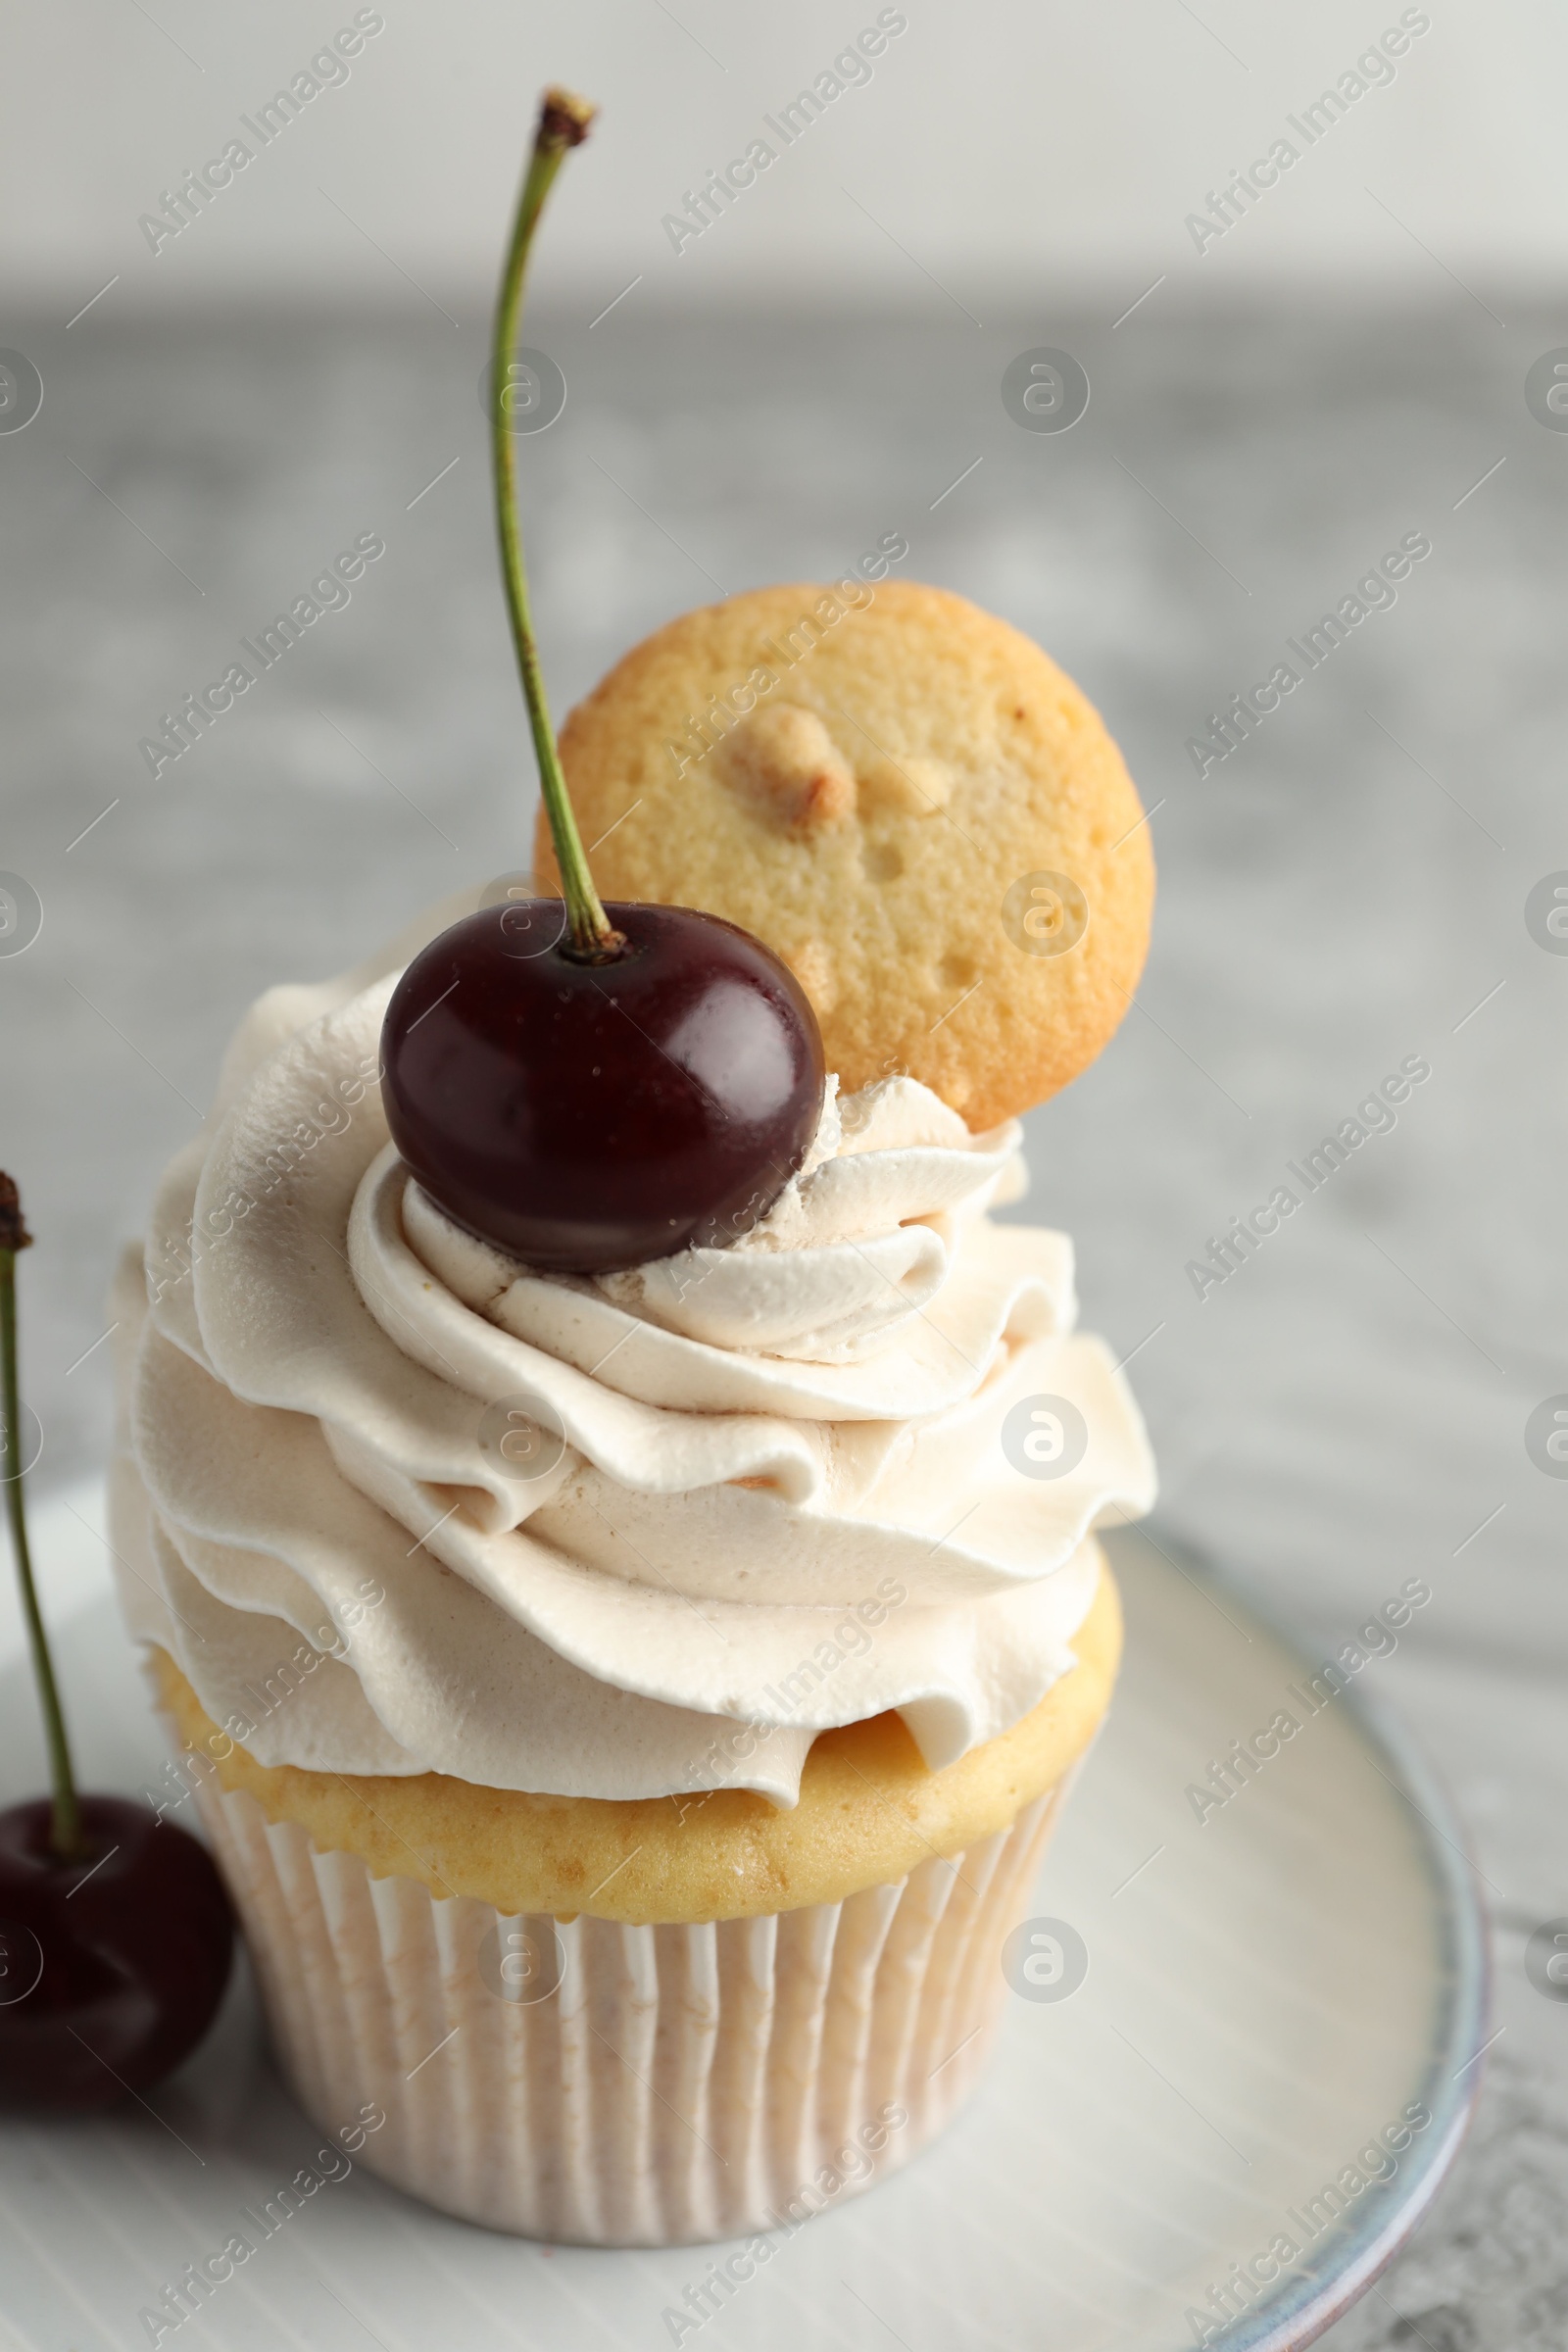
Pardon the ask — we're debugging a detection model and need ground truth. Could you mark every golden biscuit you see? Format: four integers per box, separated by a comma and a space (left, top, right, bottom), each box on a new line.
536, 580, 1153, 1130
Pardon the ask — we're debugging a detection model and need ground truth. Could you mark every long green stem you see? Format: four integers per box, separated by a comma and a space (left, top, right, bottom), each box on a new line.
492, 87, 620, 960
0, 1178, 86, 1861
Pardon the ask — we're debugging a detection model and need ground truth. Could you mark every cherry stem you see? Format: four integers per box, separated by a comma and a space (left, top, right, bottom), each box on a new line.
492, 87, 621, 961
0, 1176, 87, 1863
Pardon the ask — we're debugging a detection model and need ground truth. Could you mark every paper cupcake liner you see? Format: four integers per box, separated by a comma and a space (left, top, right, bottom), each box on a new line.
181, 1760, 1076, 2245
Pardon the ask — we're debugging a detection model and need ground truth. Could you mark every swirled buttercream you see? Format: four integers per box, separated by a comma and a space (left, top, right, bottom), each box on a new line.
111, 896, 1154, 1805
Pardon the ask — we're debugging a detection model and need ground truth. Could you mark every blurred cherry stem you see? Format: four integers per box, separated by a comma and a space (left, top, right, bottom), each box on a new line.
0, 1181, 87, 1861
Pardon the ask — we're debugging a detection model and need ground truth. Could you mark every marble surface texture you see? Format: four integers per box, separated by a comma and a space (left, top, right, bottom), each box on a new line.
2, 296, 1564, 2346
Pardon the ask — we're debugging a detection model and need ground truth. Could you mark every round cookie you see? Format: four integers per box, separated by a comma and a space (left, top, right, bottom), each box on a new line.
535, 580, 1153, 1130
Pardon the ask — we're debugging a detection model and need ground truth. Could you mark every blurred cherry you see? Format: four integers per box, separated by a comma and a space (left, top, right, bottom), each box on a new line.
0, 1172, 233, 2113
0, 1796, 231, 2112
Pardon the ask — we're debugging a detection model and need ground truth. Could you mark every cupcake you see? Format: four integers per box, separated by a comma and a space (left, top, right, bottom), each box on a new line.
110, 885, 1152, 2239
109, 91, 1156, 2246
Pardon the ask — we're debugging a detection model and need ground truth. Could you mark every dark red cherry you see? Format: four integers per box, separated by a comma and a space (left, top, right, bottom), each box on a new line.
0, 1795, 233, 2111
381, 901, 825, 1274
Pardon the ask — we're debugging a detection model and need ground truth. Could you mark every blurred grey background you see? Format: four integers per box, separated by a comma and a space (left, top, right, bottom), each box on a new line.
3, 0, 1567, 2342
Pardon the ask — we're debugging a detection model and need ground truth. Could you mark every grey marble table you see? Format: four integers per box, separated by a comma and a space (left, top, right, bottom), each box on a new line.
2, 295, 1565, 2346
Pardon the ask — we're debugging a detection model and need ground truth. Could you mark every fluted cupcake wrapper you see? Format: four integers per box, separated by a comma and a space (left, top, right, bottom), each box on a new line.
181, 1761, 1076, 2245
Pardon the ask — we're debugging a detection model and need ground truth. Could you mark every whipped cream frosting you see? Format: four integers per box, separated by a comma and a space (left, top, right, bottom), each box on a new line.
111, 894, 1155, 1807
